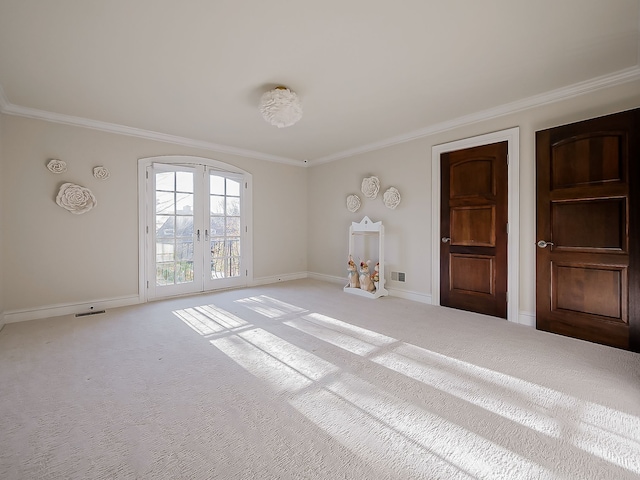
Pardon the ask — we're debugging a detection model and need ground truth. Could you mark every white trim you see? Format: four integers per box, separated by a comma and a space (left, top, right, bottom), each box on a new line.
251, 272, 309, 286
0, 98, 302, 166
517, 311, 536, 328
138, 155, 254, 302
388, 288, 432, 304
3, 295, 140, 324
2, 67, 638, 168
307, 272, 345, 285
309, 66, 640, 165
431, 127, 520, 324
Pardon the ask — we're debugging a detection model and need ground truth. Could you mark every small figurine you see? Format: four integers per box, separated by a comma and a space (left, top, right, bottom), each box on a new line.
359, 260, 375, 292
347, 256, 360, 288
371, 262, 380, 288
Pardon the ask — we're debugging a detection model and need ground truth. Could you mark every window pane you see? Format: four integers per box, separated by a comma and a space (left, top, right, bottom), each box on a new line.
210, 238, 226, 258
210, 258, 225, 279
156, 262, 175, 285
176, 171, 193, 193
229, 256, 240, 277
210, 195, 224, 215
210, 216, 225, 236
227, 197, 240, 216
175, 261, 194, 284
210, 175, 225, 195
175, 240, 194, 261
156, 216, 174, 237
156, 172, 174, 192
156, 191, 175, 214
226, 178, 240, 196
228, 238, 241, 256
226, 218, 240, 236
176, 193, 193, 215
175, 216, 193, 238
156, 242, 174, 262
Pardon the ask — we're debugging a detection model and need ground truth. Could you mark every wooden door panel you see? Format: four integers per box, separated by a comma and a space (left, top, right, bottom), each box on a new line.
552, 263, 626, 320
551, 134, 624, 188
536, 107, 640, 351
451, 206, 495, 246
450, 255, 494, 295
441, 142, 508, 319
552, 198, 626, 251
451, 159, 494, 197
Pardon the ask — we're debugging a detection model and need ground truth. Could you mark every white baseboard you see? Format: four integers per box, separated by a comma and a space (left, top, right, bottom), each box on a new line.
307, 272, 345, 285
517, 311, 536, 327
388, 287, 433, 304
307, 272, 433, 304
4, 295, 141, 324
251, 272, 309, 286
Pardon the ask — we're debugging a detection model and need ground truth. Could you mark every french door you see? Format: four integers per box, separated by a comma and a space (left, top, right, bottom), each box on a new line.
143, 159, 250, 299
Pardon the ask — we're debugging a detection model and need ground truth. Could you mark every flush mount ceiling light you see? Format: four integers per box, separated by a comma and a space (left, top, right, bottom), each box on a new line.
259, 86, 302, 128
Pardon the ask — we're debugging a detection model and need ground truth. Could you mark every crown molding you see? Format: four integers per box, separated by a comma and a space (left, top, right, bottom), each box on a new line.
308, 65, 640, 166
3, 65, 640, 167
0, 93, 303, 167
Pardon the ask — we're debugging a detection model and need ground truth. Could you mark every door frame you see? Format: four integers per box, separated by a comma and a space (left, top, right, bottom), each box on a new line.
431, 127, 520, 323
137, 155, 253, 303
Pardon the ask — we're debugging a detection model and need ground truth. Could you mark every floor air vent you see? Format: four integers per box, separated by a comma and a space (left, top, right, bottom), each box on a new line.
75, 310, 106, 317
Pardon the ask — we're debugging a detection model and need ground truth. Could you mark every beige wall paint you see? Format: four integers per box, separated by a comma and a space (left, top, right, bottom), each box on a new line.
1, 116, 307, 314
307, 80, 640, 316
0, 114, 5, 328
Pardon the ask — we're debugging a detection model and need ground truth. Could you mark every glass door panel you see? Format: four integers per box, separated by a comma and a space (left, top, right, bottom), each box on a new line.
150, 165, 203, 297
205, 173, 244, 289
147, 163, 246, 299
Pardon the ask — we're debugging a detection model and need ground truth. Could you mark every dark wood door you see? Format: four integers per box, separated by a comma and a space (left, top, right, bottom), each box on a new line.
536, 108, 640, 351
441, 142, 508, 318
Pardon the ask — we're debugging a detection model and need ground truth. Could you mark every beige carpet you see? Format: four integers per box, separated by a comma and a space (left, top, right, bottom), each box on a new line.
1, 279, 639, 479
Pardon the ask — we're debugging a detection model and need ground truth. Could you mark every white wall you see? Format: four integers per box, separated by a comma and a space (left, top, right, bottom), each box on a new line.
1, 116, 307, 318
307, 79, 640, 317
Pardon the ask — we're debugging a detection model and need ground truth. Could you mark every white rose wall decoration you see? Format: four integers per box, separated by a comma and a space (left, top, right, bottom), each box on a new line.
93, 166, 110, 180
346, 194, 361, 212
383, 187, 401, 209
348, 175, 401, 211
47, 159, 67, 174
361, 176, 380, 199
56, 183, 97, 214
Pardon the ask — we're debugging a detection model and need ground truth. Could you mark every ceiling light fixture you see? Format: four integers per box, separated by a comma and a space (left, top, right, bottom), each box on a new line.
259, 86, 302, 128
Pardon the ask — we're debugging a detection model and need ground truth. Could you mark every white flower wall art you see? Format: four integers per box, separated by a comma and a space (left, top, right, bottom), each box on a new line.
56, 183, 97, 214
47, 159, 67, 174
93, 166, 110, 180
383, 187, 401, 209
361, 176, 380, 199
346, 194, 361, 212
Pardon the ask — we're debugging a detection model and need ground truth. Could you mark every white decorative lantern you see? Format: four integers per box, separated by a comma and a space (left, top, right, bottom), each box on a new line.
259, 87, 303, 128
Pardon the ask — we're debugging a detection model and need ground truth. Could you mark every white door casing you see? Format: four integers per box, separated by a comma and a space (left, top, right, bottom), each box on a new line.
431, 127, 520, 323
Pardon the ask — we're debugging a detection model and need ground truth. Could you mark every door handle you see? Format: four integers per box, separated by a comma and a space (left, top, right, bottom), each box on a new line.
196, 229, 200, 241
537, 240, 554, 248
442, 237, 451, 243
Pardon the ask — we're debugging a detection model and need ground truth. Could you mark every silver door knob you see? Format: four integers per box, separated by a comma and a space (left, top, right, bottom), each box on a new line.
442, 237, 451, 243
537, 240, 554, 248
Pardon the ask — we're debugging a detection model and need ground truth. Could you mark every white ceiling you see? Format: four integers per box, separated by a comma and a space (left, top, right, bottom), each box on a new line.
0, 0, 638, 165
